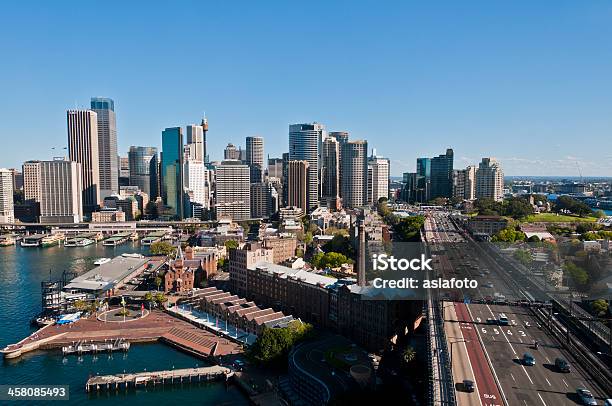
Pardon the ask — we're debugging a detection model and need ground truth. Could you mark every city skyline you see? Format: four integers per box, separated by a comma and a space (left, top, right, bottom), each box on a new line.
1, 2, 611, 176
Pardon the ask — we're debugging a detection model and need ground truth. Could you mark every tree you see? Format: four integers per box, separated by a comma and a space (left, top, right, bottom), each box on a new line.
247, 322, 313, 367
474, 198, 503, 216
564, 261, 589, 288
592, 299, 609, 317
394, 215, 425, 242
322, 234, 355, 257
303, 231, 313, 245
513, 249, 532, 266
593, 210, 606, 219
312, 252, 351, 269
554, 196, 591, 217
492, 227, 526, 243
154, 276, 162, 291
401, 346, 416, 367
502, 197, 534, 219
150, 241, 176, 256
144, 291, 153, 302
224, 240, 239, 250
145, 201, 159, 219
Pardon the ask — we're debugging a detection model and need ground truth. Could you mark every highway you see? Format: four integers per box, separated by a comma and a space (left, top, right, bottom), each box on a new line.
424, 211, 610, 405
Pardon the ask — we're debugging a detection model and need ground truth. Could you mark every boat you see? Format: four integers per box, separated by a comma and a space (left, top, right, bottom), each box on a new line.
94, 258, 111, 266
42, 234, 64, 247
64, 237, 95, 247
20, 234, 46, 247
121, 253, 144, 259
56, 312, 81, 325
0, 235, 15, 246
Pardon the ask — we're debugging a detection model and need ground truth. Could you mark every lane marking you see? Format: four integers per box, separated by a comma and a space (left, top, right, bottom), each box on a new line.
465, 304, 509, 406
562, 378, 568, 388
545, 377, 551, 387
510, 373, 516, 382
452, 304, 483, 403
537, 393, 548, 406
545, 356, 551, 364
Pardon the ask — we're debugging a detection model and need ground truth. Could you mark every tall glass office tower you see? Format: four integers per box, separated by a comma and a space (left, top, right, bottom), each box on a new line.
91, 97, 118, 199
128, 146, 158, 199
289, 123, 325, 211
161, 127, 184, 219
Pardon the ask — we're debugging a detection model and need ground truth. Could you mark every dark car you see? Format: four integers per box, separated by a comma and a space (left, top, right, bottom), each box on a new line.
463, 379, 475, 393
576, 388, 597, 405
523, 353, 536, 366
555, 357, 571, 373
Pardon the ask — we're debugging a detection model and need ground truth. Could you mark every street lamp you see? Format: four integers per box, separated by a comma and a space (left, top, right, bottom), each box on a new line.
449, 339, 470, 366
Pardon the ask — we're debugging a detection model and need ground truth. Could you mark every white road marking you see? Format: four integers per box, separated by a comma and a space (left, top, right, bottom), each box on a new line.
562, 378, 568, 388
537, 393, 548, 406
545, 377, 551, 386
510, 373, 516, 382
545, 356, 551, 364
466, 305, 509, 406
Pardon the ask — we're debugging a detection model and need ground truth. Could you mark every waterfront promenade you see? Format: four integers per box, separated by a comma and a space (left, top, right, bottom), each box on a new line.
1, 309, 243, 360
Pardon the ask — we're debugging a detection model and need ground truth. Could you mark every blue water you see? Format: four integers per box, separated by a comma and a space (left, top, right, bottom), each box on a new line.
0, 243, 248, 405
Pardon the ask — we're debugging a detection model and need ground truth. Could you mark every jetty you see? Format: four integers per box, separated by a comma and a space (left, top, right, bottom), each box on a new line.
85, 365, 233, 392
62, 338, 130, 356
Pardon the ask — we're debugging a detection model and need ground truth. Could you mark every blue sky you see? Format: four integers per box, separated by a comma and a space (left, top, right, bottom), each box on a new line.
0, 1, 611, 176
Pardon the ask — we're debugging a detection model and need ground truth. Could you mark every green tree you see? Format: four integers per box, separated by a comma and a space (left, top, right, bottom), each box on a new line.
593, 210, 606, 219
154, 276, 162, 291
492, 227, 526, 243
401, 346, 416, 367
591, 299, 609, 317
224, 240, 239, 250
393, 215, 425, 242
247, 322, 313, 367
150, 241, 176, 256
144, 291, 153, 302
564, 261, 589, 288
312, 252, 351, 269
555, 196, 591, 217
502, 197, 534, 219
303, 231, 313, 245
513, 249, 532, 266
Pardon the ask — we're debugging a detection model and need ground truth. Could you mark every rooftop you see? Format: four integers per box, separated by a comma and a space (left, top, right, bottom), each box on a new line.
252, 261, 338, 288
63, 256, 148, 292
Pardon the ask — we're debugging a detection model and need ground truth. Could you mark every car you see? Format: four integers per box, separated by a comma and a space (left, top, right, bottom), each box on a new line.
498, 315, 509, 326
462, 379, 475, 393
523, 353, 536, 366
555, 357, 571, 373
486, 318, 497, 325
576, 388, 597, 405
484, 282, 494, 288
604, 399, 612, 406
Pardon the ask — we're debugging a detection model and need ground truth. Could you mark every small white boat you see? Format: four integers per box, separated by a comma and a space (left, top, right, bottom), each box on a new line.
94, 258, 111, 266
121, 253, 144, 259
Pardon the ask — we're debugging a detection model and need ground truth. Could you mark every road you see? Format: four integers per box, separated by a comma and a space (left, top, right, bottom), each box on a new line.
425, 211, 610, 405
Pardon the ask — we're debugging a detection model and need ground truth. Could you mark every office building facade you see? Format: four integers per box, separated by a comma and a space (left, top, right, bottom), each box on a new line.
67, 109, 100, 214
430, 148, 454, 199
321, 137, 341, 209
161, 127, 184, 219
90, 97, 118, 199
39, 159, 83, 223
128, 146, 159, 198
287, 160, 309, 213
245, 136, 264, 183
0, 169, 14, 223
341, 140, 368, 208
214, 160, 251, 221
289, 123, 325, 211
368, 152, 390, 204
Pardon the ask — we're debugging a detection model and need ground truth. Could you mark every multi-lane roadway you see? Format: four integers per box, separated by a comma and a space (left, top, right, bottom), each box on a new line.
424, 211, 609, 405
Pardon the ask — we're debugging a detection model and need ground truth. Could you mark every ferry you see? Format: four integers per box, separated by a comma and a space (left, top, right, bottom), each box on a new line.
20, 234, 46, 247
64, 237, 95, 247
94, 258, 111, 266
0, 235, 15, 246
41, 234, 64, 248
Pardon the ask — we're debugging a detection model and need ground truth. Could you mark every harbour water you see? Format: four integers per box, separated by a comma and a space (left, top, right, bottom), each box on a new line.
0, 243, 249, 405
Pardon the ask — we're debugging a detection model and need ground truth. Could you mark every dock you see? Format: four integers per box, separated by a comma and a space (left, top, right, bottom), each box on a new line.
85, 365, 233, 392
62, 338, 130, 356
103, 232, 133, 246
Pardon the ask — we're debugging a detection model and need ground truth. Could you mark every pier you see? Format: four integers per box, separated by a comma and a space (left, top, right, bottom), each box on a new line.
85, 365, 233, 392
62, 338, 130, 356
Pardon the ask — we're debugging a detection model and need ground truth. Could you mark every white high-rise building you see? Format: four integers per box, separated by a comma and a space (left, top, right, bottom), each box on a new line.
341, 140, 368, 208
39, 159, 83, 223
289, 123, 325, 211
452, 165, 476, 201
476, 158, 504, 201
214, 160, 251, 220
321, 137, 340, 209
184, 159, 210, 207
0, 169, 14, 223
23, 161, 42, 203
186, 124, 205, 162
368, 151, 390, 204
91, 98, 118, 200
67, 109, 100, 213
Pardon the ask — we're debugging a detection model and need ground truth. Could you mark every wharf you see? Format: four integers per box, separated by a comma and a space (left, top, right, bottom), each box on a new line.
85, 365, 233, 392
62, 338, 130, 355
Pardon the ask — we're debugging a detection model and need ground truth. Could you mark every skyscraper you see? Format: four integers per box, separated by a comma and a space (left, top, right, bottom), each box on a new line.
201, 117, 208, 163
321, 137, 340, 209
430, 148, 454, 199
39, 159, 83, 223
250, 182, 276, 218
267, 157, 283, 179
128, 146, 159, 198
341, 140, 368, 208
67, 109, 100, 213
287, 160, 309, 212
245, 136, 264, 183
368, 151, 390, 204
0, 169, 14, 223
329, 131, 349, 198
23, 161, 42, 203
476, 158, 504, 201
416, 157, 431, 203
214, 160, 251, 220
289, 123, 325, 211
452, 165, 476, 201
224, 143, 241, 160
161, 127, 184, 219
91, 97, 118, 199
186, 124, 205, 162
184, 159, 208, 207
